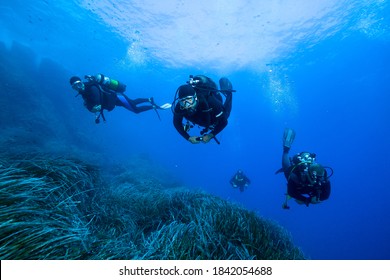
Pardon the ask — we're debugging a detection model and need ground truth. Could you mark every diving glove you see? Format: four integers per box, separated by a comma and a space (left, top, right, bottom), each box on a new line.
188, 136, 201, 144
283, 128, 296, 149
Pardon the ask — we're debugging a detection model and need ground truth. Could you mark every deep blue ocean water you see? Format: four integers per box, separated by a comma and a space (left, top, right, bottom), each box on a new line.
0, 0, 389, 260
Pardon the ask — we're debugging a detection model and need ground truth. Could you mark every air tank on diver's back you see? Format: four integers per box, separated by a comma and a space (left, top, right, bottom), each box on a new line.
94, 73, 126, 93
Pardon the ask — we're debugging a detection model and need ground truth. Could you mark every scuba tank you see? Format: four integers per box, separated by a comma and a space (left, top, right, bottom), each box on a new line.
94, 73, 126, 93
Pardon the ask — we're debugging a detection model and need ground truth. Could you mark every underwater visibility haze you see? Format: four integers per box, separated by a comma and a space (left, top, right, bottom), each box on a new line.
0, 0, 389, 260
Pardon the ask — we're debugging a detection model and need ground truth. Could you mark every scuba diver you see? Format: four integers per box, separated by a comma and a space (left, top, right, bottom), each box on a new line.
230, 169, 251, 192
276, 128, 333, 209
70, 74, 171, 124
172, 75, 234, 144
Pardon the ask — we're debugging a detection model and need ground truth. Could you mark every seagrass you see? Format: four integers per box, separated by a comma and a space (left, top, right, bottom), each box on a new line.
0, 153, 306, 260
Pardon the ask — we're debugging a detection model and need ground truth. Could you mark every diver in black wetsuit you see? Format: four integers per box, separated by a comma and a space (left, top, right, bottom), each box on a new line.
230, 169, 251, 192
276, 128, 333, 209
70, 74, 171, 123
172, 75, 234, 144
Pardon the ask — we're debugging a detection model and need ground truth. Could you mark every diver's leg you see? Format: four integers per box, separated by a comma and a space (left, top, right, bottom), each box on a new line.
132, 98, 152, 105
117, 95, 154, 113
282, 128, 295, 179
116, 95, 135, 111
282, 147, 291, 179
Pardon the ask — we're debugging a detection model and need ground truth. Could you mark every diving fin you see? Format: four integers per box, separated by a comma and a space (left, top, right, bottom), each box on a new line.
283, 128, 295, 149
159, 103, 172, 110
219, 77, 236, 95
282, 194, 291, 209
219, 77, 232, 91
275, 167, 284, 175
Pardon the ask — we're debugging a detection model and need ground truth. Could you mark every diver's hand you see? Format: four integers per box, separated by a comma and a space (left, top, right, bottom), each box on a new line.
294, 198, 310, 206
188, 136, 201, 144
202, 133, 214, 143
310, 196, 321, 204
91, 105, 101, 113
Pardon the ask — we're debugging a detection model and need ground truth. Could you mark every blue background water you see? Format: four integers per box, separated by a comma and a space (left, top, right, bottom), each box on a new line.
0, 0, 389, 260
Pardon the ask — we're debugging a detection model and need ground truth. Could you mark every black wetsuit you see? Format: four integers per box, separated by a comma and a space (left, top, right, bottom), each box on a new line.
79, 83, 154, 114
230, 172, 251, 192
173, 93, 229, 140
285, 167, 331, 204
281, 148, 331, 205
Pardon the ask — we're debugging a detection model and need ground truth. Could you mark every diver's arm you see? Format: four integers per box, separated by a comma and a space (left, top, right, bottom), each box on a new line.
82, 85, 102, 112
173, 114, 190, 140
211, 115, 227, 136
320, 181, 331, 201
206, 97, 227, 136
230, 177, 237, 186
287, 182, 310, 204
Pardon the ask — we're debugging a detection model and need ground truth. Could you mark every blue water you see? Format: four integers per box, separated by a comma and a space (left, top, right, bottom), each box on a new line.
1, 0, 389, 260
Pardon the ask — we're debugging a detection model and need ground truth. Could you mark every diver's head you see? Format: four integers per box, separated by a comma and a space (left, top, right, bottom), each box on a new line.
70, 76, 84, 91
177, 85, 198, 112
293, 152, 316, 165
308, 163, 326, 185
237, 169, 243, 174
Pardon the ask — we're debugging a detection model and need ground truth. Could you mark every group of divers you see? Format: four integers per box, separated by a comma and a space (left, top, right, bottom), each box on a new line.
70, 73, 333, 209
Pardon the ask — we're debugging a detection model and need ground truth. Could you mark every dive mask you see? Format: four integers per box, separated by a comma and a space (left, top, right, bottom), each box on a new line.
72, 80, 85, 91
179, 94, 197, 110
